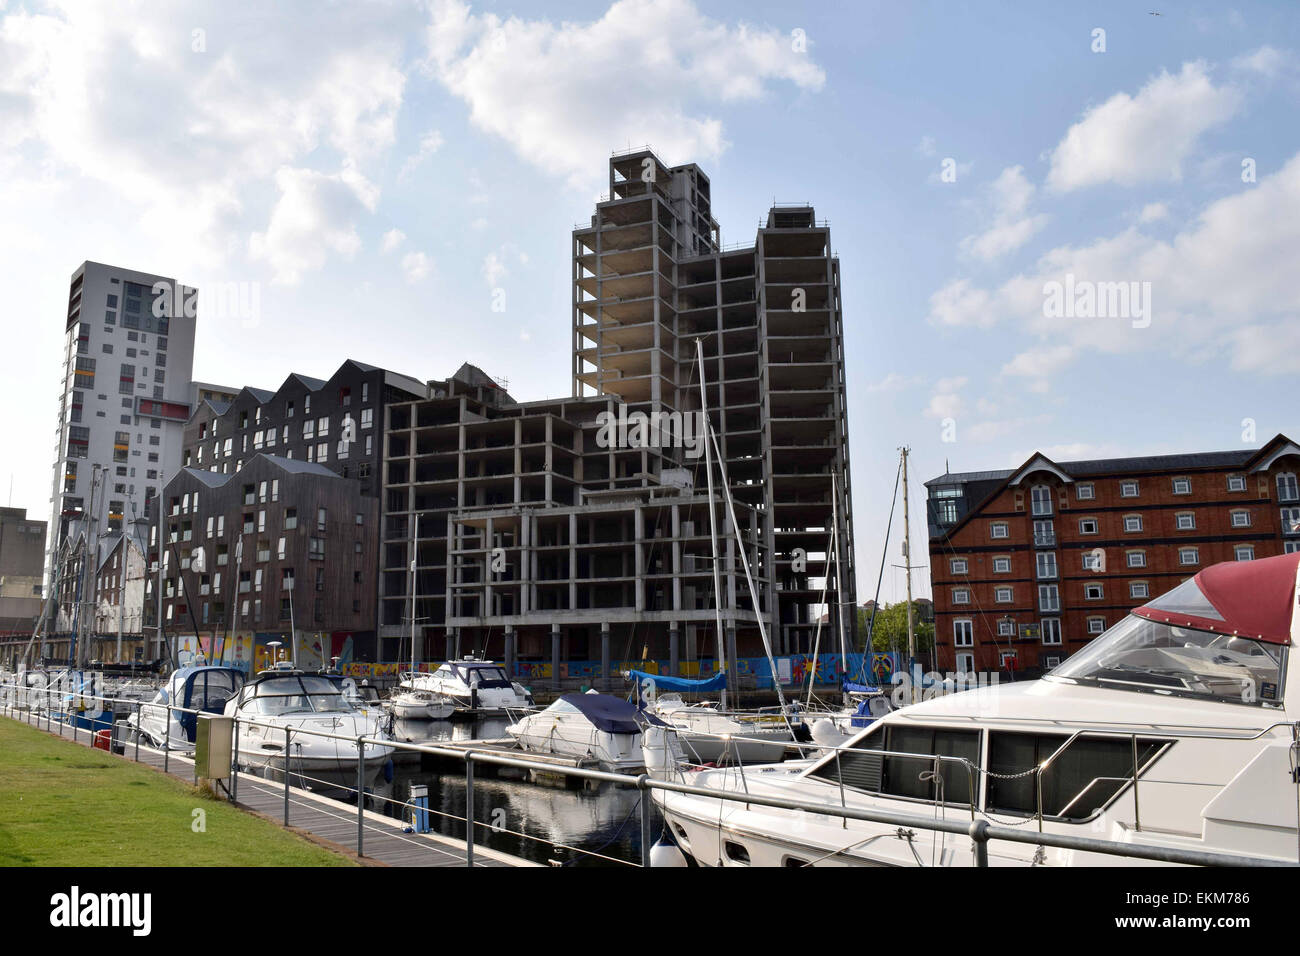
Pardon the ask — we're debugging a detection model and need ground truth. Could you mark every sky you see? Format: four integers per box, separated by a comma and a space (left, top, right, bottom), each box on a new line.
2, 0, 1298, 606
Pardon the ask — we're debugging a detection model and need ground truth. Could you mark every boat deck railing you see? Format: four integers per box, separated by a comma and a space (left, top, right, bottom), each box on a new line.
1, 677, 1295, 868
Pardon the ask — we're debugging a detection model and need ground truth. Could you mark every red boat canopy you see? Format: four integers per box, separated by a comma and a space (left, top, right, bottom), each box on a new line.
1133, 550, 1300, 645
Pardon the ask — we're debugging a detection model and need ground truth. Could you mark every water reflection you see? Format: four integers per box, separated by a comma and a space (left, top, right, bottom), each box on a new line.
375, 717, 663, 867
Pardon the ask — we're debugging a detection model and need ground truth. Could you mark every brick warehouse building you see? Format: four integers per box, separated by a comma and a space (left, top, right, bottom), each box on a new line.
926, 434, 1300, 675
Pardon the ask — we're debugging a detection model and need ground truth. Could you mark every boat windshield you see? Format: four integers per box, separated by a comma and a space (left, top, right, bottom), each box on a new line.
1047, 614, 1287, 706
246, 676, 354, 716
458, 665, 511, 688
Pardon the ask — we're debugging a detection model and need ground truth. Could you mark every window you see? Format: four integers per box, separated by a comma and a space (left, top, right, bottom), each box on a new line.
1078, 518, 1098, 535
1129, 581, 1149, 599
1123, 514, 1142, 533
995, 586, 1013, 603
354, 512, 363, 526
1126, 550, 1146, 568
1227, 474, 1246, 493
1171, 477, 1191, 495
1038, 585, 1059, 612
1075, 482, 1094, 501
1230, 510, 1251, 528
949, 558, 968, 575
1175, 512, 1195, 531
1081, 550, 1103, 572
956, 653, 974, 674
309, 538, 325, 560
953, 619, 973, 647
1033, 519, 1054, 547
985, 733, 1163, 821
317, 417, 329, 437
284, 508, 298, 530
316, 442, 328, 461
1036, 552, 1057, 579
361, 408, 373, 429
1030, 485, 1053, 516
303, 420, 315, 440
993, 556, 1011, 574
1235, 545, 1255, 561
316, 507, 327, 531
1278, 473, 1298, 502
1041, 619, 1062, 645
1178, 547, 1199, 566
1281, 507, 1300, 536
989, 522, 1008, 539
1087, 617, 1106, 635
1287, 542, 1300, 554
952, 588, 970, 605
1120, 480, 1139, 498
998, 619, 1016, 637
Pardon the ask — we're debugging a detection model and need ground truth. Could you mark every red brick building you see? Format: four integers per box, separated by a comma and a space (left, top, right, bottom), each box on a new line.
926, 434, 1300, 675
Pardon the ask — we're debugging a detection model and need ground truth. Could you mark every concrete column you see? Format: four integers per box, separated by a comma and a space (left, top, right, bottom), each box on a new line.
444, 634, 454, 662
726, 623, 739, 686
551, 624, 562, 691
669, 626, 680, 677
454, 628, 462, 660
504, 626, 516, 678
600, 622, 611, 689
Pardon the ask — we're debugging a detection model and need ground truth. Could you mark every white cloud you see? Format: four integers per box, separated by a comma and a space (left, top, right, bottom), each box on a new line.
928, 150, 1300, 375
1047, 61, 1241, 192
925, 376, 967, 419
422, 0, 825, 190
928, 278, 996, 328
482, 251, 508, 287
1138, 202, 1168, 223
915, 135, 936, 158
381, 228, 406, 253
399, 128, 445, 181
401, 251, 432, 283
1232, 45, 1288, 78
960, 165, 1048, 261
249, 166, 379, 284
865, 372, 919, 392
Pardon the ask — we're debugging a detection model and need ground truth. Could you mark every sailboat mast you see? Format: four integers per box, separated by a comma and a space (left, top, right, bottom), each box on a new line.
901, 446, 917, 703
696, 338, 728, 711
832, 471, 847, 674
410, 512, 419, 674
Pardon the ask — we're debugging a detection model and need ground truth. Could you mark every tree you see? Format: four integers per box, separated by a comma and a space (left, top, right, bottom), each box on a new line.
858, 601, 935, 654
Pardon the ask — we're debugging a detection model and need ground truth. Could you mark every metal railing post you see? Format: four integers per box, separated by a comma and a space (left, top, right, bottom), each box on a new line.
283, 725, 292, 826
133, 703, 140, 762
1131, 734, 1141, 833
639, 775, 652, 868
356, 735, 366, 858
834, 749, 847, 829
464, 751, 476, 867
231, 720, 239, 804
163, 705, 171, 774
969, 820, 990, 867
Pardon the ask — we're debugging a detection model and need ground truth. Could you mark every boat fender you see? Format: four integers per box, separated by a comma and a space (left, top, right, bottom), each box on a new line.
811, 718, 845, 749
792, 721, 813, 743
649, 838, 688, 868
383, 758, 395, 783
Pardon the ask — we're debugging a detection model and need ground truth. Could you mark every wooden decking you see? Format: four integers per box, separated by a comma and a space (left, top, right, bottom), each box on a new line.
6, 712, 533, 868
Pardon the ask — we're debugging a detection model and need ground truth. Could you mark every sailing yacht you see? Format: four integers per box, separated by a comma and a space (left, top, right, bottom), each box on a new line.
647, 551, 1300, 866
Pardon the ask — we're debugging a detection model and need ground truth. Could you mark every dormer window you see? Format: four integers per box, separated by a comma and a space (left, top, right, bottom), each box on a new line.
1030, 485, 1053, 516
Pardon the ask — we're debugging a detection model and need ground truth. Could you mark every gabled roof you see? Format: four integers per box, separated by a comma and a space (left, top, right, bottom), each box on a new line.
928, 433, 1297, 540
256, 454, 340, 478
180, 467, 235, 488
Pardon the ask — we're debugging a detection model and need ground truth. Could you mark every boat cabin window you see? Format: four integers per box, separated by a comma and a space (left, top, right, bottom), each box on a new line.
1048, 612, 1287, 706
246, 675, 351, 715
189, 670, 243, 710
459, 665, 511, 688
986, 733, 1164, 821
808, 725, 978, 806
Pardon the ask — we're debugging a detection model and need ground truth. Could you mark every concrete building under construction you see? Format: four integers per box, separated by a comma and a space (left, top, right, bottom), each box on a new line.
380, 149, 855, 683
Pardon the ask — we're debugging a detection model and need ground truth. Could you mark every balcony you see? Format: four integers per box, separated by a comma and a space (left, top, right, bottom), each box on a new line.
1033, 531, 1056, 548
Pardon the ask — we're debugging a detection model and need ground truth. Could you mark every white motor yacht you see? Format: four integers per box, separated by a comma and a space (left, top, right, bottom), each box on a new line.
405, 658, 532, 714
225, 667, 396, 794
508, 692, 660, 771
130, 664, 246, 751
648, 551, 1300, 866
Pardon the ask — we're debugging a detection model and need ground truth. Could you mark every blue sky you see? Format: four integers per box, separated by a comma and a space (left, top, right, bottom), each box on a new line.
2, 0, 1298, 604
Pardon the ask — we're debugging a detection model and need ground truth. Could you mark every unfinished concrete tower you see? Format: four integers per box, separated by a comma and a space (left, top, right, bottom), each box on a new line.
572, 148, 856, 658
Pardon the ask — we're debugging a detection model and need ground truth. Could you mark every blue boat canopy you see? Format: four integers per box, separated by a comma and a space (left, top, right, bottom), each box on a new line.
561, 693, 665, 734
842, 680, 882, 695
626, 670, 727, 694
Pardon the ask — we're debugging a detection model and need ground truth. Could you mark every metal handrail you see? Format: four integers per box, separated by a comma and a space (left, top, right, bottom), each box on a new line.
0, 678, 1294, 867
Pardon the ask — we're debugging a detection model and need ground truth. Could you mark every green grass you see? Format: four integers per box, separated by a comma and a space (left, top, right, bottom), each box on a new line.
0, 718, 355, 866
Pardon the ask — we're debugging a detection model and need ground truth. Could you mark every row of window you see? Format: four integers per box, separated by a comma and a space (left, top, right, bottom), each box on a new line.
1027, 473, 1296, 517
197, 386, 372, 440
987, 506, 1300, 540
188, 429, 375, 466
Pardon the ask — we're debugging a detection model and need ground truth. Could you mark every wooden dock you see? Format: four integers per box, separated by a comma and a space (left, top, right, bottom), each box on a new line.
8, 714, 534, 868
